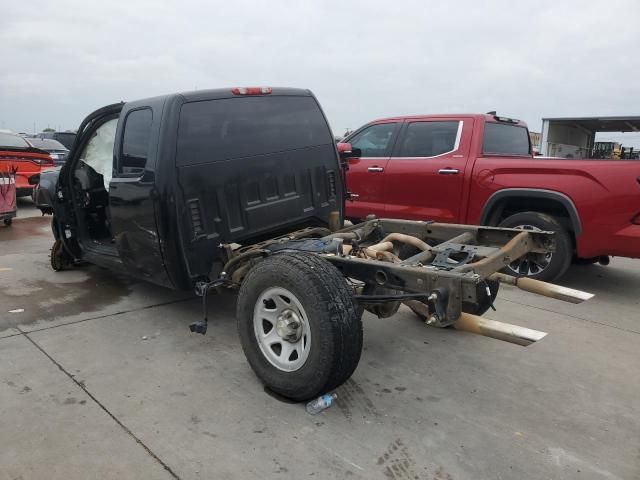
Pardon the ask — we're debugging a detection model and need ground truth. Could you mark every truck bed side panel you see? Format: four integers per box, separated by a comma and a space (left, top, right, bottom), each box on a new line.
467, 158, 640, 258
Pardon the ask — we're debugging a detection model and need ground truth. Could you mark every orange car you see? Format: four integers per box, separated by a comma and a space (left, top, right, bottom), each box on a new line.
0, 132, 54, 197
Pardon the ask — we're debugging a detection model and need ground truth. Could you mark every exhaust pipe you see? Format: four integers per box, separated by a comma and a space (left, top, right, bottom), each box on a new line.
403, 301, 547, 346
489, 273, 593, 304
454, 312, 547, 347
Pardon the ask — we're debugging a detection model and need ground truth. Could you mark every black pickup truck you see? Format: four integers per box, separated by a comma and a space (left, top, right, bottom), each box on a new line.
35, 87, 591, 401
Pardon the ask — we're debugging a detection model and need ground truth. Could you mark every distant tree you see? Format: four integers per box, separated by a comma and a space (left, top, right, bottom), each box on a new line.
42, 127, 55, 132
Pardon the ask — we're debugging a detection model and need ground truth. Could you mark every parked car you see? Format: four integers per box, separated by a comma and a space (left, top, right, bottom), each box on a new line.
25, 138, 69, 165
38, 131, 76, 149
341, 113, 640, 281
32, 88, 582, 401
0, 131, 55, 197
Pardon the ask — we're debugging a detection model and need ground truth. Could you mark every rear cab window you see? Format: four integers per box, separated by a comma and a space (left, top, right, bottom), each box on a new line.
176, 96, 333, 165
483, 122, 531, 156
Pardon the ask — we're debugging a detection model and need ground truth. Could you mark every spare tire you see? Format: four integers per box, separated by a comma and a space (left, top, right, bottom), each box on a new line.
236, 252, 363, 402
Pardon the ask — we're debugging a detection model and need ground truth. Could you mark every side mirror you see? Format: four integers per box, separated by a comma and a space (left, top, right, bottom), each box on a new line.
337, 142, 353, 156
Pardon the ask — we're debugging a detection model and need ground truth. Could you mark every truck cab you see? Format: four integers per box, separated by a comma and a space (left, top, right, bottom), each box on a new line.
343, 114, 532, 224
41, 88, 343, 290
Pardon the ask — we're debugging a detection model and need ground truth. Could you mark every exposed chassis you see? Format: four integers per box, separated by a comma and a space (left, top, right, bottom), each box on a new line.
185, 216, 594, 399
194, 217, 591, 342
321, 218, 555, 327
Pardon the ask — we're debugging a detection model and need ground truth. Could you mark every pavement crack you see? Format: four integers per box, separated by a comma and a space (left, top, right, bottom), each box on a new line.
17, 327, 181, 480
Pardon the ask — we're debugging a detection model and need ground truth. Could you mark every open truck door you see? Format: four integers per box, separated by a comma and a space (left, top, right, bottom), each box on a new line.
108, 98, 171, 287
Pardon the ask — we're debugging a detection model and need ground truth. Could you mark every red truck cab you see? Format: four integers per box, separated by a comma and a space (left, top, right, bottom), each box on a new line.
342, 114, 640, 281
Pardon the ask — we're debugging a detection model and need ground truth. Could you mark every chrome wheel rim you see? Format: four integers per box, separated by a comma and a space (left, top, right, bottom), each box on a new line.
507, 224, 553, 276
253, 287, 311, 372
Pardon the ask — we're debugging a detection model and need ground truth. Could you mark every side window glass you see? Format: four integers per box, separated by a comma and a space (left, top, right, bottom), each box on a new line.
121, 109, 153, 175
349, 123, 396, 157
78, 117, 118, 191
482, 123, 530, 155
397, 121, 461, 157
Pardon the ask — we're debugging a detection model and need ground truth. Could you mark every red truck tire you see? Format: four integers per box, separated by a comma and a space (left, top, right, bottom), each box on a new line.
498, 211, 572, 281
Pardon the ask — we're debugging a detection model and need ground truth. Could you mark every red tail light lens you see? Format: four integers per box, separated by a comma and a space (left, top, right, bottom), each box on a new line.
231, 87, 272, 95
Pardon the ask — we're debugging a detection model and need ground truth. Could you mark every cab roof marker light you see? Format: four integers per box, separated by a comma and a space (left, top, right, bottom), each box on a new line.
494, 116, 520, 124
231, 87, 273, 95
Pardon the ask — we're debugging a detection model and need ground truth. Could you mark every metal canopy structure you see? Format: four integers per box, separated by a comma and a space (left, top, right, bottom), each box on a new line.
541, 116, 640, 133
540, 115, 640, 158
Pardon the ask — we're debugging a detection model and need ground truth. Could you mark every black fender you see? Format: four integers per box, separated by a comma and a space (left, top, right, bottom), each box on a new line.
479, 188, 582, 235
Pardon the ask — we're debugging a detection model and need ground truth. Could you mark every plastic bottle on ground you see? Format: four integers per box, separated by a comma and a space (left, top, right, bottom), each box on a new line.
305, 393, 338, 415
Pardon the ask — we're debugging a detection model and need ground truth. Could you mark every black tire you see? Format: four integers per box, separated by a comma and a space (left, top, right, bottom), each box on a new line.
3, 218, 12, 226
573, 257, 598, 265
50, 239, 73, 271
498, 211, 572, 282
236, 252, 363, 402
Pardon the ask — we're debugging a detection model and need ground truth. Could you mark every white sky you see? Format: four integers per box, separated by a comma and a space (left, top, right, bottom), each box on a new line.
1, 0, 639, 140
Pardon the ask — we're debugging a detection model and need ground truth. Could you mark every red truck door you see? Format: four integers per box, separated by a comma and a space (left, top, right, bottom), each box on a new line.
383, 118, 473, 223
344, 121, 400, 220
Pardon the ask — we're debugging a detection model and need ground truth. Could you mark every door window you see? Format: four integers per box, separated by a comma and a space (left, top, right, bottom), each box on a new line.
77, 117, 118, 191
396, 121, 461, 157
120, 109, 153, 175
348, 123, 397, 157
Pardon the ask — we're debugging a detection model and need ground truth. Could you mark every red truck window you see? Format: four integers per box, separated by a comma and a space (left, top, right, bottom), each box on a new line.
396, 121, 461, 157
483, 123, 530, 156
349, 123, 397, 157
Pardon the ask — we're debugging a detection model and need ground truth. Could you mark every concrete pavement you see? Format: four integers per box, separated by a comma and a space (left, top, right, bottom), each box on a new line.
1, 211, 639, 479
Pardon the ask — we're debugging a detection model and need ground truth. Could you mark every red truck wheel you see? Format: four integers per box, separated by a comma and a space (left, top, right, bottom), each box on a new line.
498, 212, 572, 282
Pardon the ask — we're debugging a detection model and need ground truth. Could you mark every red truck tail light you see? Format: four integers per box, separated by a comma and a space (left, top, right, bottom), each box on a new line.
231, 87, 272, 95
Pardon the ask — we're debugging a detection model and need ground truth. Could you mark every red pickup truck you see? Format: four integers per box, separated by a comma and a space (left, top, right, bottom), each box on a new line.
340, 114, 640, 281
